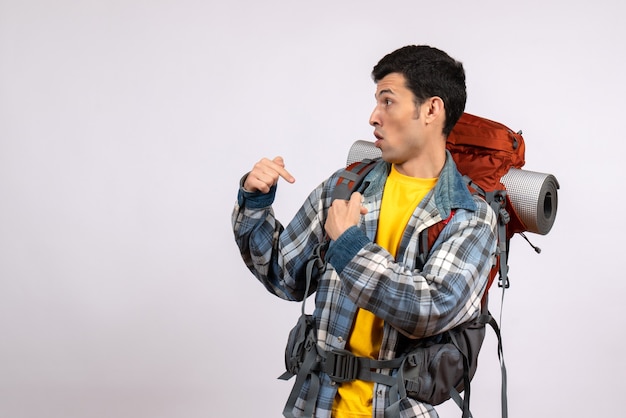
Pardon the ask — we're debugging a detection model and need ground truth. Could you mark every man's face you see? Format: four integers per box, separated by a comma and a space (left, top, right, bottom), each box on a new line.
369, 72, 424, 164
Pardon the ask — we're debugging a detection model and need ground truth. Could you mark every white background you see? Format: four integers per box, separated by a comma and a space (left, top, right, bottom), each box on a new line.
1, 0, 624, 417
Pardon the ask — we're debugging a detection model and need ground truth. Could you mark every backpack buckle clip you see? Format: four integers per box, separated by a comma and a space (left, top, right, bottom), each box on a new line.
325, 349, 360, 383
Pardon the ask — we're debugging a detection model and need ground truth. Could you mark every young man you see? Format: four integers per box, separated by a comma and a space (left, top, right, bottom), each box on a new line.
232, 45, 497, 418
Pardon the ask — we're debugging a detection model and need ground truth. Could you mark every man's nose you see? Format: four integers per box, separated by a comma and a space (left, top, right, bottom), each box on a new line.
369, 107, 380, 127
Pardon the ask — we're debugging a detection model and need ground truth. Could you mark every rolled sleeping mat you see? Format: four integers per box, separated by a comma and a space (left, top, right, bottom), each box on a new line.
346, 140, 560, 236
500, 168, 559, 235
347, 140, 382, 165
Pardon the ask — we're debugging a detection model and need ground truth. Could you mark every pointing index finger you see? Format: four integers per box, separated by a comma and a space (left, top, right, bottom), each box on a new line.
272, 156, 295, 183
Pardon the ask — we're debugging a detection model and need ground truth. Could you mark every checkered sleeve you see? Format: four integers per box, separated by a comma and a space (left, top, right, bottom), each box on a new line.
231, 175, 335, 302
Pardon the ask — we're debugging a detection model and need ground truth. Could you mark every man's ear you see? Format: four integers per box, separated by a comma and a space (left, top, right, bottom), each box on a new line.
424, 96, 445, 123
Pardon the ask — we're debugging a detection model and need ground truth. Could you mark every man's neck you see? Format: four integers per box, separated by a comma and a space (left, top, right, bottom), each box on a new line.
393, 147, 446, 178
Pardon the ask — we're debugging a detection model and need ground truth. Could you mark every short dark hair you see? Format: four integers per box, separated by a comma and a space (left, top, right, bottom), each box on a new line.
372, 45, 466, 137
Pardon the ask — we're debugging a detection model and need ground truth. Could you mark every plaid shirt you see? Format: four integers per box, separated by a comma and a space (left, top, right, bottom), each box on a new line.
232, 152, 497, 418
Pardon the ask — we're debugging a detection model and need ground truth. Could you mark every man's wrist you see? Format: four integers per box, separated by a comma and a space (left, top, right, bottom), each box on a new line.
237, 173, 277, 208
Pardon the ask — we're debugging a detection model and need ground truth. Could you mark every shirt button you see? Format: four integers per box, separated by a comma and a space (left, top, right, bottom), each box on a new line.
338, 336, 344, 343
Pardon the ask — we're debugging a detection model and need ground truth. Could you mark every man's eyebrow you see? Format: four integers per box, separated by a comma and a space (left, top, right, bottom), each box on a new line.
375, 88, 395, 98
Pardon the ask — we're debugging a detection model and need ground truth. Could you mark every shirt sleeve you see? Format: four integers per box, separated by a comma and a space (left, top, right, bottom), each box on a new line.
231, 173, 331, 301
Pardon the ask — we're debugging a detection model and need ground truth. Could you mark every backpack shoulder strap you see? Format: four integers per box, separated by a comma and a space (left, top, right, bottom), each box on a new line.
317, 158, 380, 262
331, 158, 379, 202
415, 210, 456, 270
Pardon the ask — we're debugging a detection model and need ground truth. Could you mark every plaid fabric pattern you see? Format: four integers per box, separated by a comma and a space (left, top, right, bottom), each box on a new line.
232, 152, 497, 418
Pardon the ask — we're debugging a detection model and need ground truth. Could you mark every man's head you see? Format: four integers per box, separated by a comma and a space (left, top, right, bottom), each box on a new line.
372, 45, 466, 138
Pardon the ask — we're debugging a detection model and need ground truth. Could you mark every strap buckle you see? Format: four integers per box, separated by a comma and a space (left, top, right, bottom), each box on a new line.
325, 349, 360, 383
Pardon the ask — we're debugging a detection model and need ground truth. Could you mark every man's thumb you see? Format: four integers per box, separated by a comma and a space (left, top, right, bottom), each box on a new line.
350, 192, 363, 206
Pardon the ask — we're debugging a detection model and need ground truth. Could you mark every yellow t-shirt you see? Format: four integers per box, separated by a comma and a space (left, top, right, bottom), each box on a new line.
332, 165, 437, 418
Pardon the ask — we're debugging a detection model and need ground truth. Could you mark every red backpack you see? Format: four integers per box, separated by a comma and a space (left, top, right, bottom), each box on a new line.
447, 112, 525, 291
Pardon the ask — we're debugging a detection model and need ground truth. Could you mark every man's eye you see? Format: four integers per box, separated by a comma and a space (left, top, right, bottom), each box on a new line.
384, 99, 392, 106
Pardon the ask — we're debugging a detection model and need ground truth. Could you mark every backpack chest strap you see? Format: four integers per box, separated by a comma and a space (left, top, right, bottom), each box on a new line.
320, 348, 401, 386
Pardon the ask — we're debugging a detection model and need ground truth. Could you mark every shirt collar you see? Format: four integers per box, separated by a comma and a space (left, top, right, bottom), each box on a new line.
362, 150, 476, 218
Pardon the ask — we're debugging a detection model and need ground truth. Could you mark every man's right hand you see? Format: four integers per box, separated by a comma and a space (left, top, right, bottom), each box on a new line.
243, 156, 295, 194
